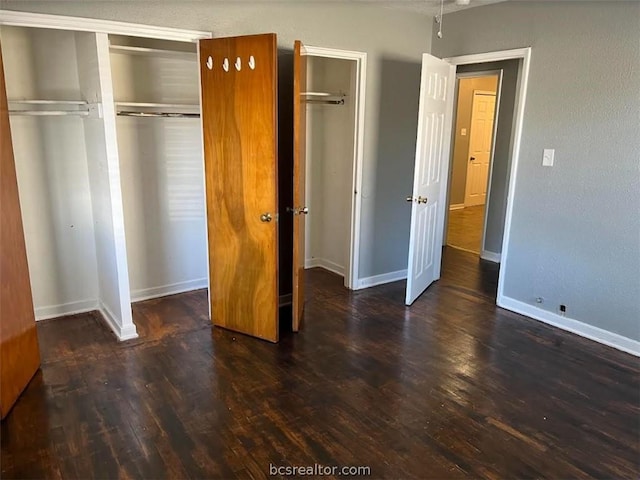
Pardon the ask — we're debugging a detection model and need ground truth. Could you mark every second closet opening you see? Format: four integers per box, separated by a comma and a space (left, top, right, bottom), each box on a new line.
303, 52, 361, 289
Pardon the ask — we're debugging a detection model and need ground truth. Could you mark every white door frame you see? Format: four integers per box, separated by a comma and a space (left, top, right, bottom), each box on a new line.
302, 45, 367, 290
443, 47, 532, 305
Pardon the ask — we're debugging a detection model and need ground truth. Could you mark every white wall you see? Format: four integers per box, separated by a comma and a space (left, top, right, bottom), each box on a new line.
305, 56, 355, 276
1, 0, 433, 282
2, 26, 100, 319
110, 45, 207, 299
432, 1, 640, 343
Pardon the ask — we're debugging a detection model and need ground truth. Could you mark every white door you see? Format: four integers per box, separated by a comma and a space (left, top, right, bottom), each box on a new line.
464, 91, 496, 206
405, 54, 455, 306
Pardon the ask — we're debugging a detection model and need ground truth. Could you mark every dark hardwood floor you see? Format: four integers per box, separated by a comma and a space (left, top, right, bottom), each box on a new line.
2, 248, 639, 479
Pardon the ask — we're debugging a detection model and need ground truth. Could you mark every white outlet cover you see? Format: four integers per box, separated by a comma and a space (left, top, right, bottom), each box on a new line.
461, 128, 467, 136
542, 148, 555, 167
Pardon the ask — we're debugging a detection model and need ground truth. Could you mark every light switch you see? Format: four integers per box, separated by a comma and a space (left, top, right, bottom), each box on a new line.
542, 148, 555, 167
461, 128, 467, 136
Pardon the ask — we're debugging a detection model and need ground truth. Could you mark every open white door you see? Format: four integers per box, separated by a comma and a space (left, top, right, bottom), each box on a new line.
405, 54, 455, 305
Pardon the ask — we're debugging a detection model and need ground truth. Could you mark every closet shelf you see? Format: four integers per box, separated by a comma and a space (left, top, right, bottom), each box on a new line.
8, 99, 91, 116
115, 102, 199, 109
9, 99, 88, 105
109, 44, 197, 60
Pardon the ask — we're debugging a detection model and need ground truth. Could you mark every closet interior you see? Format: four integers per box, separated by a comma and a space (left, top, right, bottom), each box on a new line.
1, 19, 209, 340
109, 35, 207, 302
304, 55, 357, 283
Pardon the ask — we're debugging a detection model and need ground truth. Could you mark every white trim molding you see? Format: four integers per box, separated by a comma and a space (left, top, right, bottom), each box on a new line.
131, 278, 208, 303
35, 299, 98, 321
498, 297, 640, 357
99, 301, 139, 341
305, 258, 345, 277
356, 269, 407, 290
0, 10, 211, 42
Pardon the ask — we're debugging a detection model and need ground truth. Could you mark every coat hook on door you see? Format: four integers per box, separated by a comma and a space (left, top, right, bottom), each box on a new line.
206, 56, 213, 70
248, 55, 256, 70
235, 57, 241, 71
223, 58, 229, 72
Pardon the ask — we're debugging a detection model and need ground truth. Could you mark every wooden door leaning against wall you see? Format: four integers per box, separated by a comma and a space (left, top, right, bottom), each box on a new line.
0, 44, 41, 419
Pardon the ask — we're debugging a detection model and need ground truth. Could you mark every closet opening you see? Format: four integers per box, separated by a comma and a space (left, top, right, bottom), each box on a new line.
2, 25, 106, 322
302, 47, 366, 290
109, 35, 209, 306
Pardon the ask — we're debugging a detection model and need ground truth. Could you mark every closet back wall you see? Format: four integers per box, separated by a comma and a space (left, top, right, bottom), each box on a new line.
2, 26, 100, 319
111, 43, 207, 300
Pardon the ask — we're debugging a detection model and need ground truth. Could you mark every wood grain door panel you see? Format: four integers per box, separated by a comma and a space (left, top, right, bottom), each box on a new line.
0, 44, 41, 419
292, 40, 307, 331
199, 34, 279, 342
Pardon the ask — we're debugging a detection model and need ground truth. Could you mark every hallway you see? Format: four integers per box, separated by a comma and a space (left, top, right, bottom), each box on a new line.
447, 205, 485, 253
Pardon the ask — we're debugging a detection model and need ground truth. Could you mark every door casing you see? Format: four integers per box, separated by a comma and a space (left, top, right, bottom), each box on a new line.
442, 48, 532, 306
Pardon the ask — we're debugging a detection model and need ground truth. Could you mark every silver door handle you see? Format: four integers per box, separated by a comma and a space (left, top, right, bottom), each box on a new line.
260, 213, 272, 222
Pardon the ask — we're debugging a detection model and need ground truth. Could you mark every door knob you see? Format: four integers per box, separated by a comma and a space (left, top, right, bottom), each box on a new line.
417, 196, 428, 204
470, 156, 476, 162
260, 213, 272, 222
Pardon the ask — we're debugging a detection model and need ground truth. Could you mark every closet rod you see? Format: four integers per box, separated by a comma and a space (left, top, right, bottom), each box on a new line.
305, 99, 345, 105
117, 111, 200, 118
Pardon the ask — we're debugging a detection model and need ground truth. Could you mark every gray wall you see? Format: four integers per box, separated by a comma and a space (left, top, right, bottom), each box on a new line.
432, 1, 640, 341
2, 1, 432, 280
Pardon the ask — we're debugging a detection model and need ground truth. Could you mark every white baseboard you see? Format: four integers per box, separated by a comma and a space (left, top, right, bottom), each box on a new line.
35, 299, 98, 321
497, 296, 640, 357
355, 269, 407, 290
480, 250, 501, 263
449, 203, 465, 211
131, 278, 208, 302
98, 301, 138, 341
305, 258, 345, 276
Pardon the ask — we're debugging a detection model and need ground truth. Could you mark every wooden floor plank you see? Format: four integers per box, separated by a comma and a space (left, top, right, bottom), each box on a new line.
1, 248, 638, 479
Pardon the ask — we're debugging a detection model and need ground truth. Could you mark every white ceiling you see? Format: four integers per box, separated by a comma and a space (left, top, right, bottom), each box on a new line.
352, 0, 507, 16
286, 0, 507, 16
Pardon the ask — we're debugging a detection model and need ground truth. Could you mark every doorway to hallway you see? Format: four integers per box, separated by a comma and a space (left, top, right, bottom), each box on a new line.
446, 73, 499, 255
